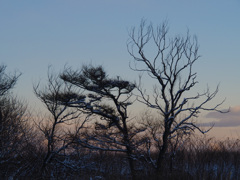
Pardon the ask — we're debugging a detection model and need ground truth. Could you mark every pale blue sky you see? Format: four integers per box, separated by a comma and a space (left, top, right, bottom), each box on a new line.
0, 1, 240, 132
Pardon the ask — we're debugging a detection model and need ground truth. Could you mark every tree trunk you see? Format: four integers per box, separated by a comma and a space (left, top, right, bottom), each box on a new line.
127, 150, 136, 180
123, 130, 136, 180
41, 152, 52, 173
156, 127, 170, 178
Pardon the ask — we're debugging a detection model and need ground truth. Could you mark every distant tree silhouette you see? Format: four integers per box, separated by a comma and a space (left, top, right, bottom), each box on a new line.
0, 65, 30, 178
0, 65, 21, 96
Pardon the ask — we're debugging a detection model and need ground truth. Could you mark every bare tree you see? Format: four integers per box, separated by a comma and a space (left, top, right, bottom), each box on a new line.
60, 65, 143, 180
127, 20, 227, 176
0, 64, 21, 142
0, 96, 31, 178
0, 65, 22, 160
0, 65, 33, 178
34, 68, 87, 175
0, 65, 21, 96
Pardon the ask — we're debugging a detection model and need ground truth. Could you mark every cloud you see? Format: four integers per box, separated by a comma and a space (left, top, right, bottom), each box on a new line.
203, 106, 240, 127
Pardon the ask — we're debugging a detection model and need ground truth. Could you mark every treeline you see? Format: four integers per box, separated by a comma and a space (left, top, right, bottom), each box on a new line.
1, 64, 236, 180
0, 20, 230, 179
1, 83, 239, 180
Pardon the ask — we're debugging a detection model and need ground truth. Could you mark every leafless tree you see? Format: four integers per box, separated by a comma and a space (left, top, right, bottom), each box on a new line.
0, 96, 31, 178
60, 65, 144, 180
34, 68, 87, 175
0, 64, 21, 96
0, 65, 22, 160
0, 65, 33, 178
0, 64, 22, 149
127, 20, 227, 176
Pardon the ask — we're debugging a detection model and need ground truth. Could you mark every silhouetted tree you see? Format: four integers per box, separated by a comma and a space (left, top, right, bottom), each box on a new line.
0, 65, 21, 96
34, 68, 86, 176
60, 65, 143, 180
0, 65, 32, 178
127, 20, 227, 177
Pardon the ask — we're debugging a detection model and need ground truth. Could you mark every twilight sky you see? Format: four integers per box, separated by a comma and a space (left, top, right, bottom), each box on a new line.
0, 0, 240, 138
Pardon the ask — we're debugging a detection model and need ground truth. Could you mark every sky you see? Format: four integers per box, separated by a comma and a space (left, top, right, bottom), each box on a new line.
0, 0, 240, 138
